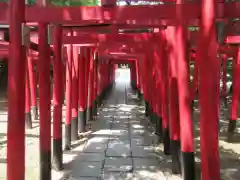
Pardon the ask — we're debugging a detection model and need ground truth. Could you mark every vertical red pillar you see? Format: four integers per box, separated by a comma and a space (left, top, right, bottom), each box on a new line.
130, 62, 134, 89
88, 48, 94, 121
147, 51, 154, 118
136, 60, 143, 101
149, 68, 156, 123
140, 59, 144, 97
71, 45, 79, 141
62, 48, 67, 102
167, 27, 181, 174
28, 57, 38, 120
198, 0, 219, 179
155, 72, 162, 137
98, 61, 102, 103
7, 0, 26, 178
98, 60, 104, 104
158, 32, 170, 155
38, 23, 52, 179
52, 25, 63, 171
78, 48, 86, 132
36, 0, 52, 178
85, 47, 91, 125
150, 50, 158, 125
65, 40, 73, 150
133, 61, 137, 90
153, 47, 162, 130
25, 60, 32, 129
142, 56, 149, 117
228, 48, 240, 141
87, 48, 94, 122
175, 0, 195, 179
135, 60, 139, 90
92, 51, 99, 118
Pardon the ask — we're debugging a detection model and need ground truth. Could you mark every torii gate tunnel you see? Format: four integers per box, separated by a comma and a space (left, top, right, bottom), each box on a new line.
1, 0, 240, 180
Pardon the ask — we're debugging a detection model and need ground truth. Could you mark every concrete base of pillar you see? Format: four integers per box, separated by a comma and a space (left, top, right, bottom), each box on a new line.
78, 110, 86, 133
145, 101, 149, 117
155, 116, 163, 142
71, 117, 79, 141
52, 138, 63, 171
25, 112, 32, 129
64, 124, 71, 151
227, 119, 237, 142
181, 151, 195, 180
170, 140, 181, 174
40, 150, 51, 180
163, 127, 171, 155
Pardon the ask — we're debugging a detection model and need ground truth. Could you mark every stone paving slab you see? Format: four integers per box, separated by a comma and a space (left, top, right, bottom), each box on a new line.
83, 141, 107, 153
132, 146, 157, 158
109, 129, 129, 136
106, 140, 131, 157
104, 157, 133, 172
111, 120, 129, 125
100, 172, 134, 180
129, 129, 146, 136
111, 124, 129, 130
66, 161, 103, 178
73, 153, 105, 162
109, 135, 130, 141
131, 136, 158, 146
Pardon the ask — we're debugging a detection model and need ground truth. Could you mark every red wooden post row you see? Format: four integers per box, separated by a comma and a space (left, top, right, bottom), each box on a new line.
3, 0, 240, 180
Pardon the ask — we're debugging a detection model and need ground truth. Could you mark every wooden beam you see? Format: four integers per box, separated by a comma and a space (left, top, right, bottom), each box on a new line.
0, 2, 240, 24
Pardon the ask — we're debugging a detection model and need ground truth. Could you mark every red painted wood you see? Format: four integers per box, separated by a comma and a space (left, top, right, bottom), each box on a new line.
38, 22, 51, 151
25, 57, 31, 118
71, 46, 79, 119
198, 0, 220, 178
148, 53, 154, 115
7, 0, 26, 179
93, 52, 99, 101
84, 47, 91, 110
78, 48, 86, 111
158, 31, 169, 130
27, 56, 38, 110
1, 3, 240, 24
53, 25, 63, 139
166, 27, 180, 141
88, 48, 95, 109
175, 0, 194, 153
66, 43, 73, 125
225, 35, 240, 44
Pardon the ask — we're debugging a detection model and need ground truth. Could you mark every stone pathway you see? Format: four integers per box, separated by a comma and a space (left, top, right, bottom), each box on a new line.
1, 69, 240, 180
59, 82, 181, 180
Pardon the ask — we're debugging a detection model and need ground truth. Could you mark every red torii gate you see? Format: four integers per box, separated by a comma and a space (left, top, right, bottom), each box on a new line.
1, 0, 240, 180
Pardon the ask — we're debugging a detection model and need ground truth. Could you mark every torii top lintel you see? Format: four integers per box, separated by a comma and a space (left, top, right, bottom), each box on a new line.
0, 2, 240, 25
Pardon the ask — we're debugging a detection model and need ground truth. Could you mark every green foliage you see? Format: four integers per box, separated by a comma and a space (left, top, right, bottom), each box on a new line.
51, 0, 100, 6
188, 26, 199, 31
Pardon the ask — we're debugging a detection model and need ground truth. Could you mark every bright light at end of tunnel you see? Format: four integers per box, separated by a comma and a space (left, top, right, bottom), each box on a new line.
115, 68, 130, 83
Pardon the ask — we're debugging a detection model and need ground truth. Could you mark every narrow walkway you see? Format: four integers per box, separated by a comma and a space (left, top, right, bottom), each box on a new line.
59, 71, 180, 180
